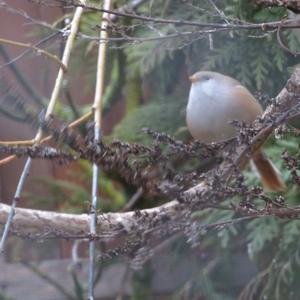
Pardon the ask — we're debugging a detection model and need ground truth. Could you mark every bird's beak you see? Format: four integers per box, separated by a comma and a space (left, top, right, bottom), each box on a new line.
189, 74, 197, 83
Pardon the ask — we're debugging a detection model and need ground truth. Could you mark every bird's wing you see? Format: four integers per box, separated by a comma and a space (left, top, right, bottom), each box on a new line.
230, 84, 263, 122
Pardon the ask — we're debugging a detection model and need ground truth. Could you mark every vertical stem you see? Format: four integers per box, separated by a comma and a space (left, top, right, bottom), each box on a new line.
35, 6, 85, 143
0, 158, 32, 253
88, 1, 112, 299
92, 3, 112, 127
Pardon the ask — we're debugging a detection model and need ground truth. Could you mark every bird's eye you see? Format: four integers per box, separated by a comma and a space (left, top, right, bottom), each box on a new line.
202, 75, 210, 81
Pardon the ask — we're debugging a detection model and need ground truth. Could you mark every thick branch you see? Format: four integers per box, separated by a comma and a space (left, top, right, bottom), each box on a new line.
0, 201, 179, 239
1, 199, 300, 240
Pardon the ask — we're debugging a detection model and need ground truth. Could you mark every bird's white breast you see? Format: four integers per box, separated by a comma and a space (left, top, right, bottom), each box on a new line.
186, 80, 237, 142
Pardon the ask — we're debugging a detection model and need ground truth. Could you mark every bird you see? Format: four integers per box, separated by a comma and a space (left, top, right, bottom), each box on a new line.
186, 70, 286, 192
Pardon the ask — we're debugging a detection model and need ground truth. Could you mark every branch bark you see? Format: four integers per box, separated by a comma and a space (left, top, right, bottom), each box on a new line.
0, 201, 179, 239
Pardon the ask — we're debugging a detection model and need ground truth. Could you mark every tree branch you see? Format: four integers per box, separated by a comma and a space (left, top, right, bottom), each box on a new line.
255, 0, 300, 13
0, 38, 67, 72
69, 1, 300, 30
1, 199, 300, 240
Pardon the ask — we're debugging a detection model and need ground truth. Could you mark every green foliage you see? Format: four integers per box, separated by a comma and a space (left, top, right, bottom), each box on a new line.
187, 31, 299, 92
122, 0, 300, 94
239, 237, 300, 300
246, 217, 280, 260
173, 266, 234, 300
112, 96, 187, 143
188, 135, 300, 299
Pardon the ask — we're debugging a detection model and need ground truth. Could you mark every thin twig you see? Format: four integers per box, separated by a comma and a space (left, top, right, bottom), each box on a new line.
0, 158, 32, 254
70, 1, 300, 30
78, 28, 225, 42
122, 187, 143, 211
277, 21, 300, 56
207, 0, 231, 25
0, 38, 67, 71
0, 1, 61, 31
0, 31, 60, 70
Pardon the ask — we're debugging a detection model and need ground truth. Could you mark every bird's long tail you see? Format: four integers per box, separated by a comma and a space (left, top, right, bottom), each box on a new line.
251, 150, 286, 192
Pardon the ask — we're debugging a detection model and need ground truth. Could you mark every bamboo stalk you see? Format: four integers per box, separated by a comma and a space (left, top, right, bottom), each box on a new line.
88, 0, 112, 298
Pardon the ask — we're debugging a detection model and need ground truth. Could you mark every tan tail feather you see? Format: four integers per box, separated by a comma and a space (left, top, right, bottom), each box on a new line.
252, 150, 286, 192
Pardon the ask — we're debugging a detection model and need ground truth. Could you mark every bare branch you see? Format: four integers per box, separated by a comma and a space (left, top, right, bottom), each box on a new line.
277, 22, 300, 56
0, 37, 67, 71
64, 1, 300, 30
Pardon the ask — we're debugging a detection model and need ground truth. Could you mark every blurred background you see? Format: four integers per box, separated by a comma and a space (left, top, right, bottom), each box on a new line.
0, 0, 300, 299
